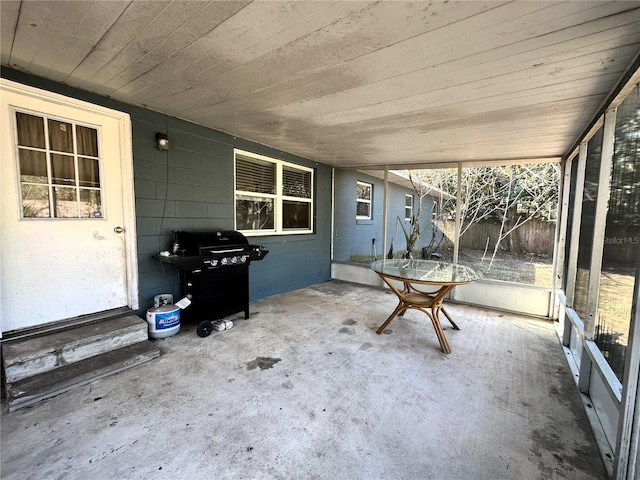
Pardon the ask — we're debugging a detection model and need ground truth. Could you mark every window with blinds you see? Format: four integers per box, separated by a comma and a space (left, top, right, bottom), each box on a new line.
234, 149, 314, 235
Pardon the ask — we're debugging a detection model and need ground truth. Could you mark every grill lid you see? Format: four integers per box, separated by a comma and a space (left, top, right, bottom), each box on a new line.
174, 230, 249, 256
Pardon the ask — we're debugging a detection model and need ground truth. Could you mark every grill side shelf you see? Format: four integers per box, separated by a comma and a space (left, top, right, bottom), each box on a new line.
250, 246, 269, 261
154, 255, 204, 271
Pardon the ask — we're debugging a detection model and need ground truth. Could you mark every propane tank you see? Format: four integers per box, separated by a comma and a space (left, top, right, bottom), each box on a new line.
146, 303, 180, 339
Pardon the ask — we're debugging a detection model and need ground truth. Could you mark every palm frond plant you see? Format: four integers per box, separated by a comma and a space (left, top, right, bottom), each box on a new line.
396, 215, 432, 259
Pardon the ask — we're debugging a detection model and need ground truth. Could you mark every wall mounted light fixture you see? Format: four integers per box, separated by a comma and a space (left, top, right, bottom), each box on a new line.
156, 132, 169, 151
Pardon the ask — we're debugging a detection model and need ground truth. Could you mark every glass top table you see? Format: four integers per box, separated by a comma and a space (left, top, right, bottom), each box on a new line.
370, 259, 480, 354
370, 259, 479, 285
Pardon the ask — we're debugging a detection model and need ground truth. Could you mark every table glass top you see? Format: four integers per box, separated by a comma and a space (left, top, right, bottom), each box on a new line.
370, 259, 479, 284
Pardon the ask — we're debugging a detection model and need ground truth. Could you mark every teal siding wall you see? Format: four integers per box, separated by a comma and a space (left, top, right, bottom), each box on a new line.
2, 67, 332, 315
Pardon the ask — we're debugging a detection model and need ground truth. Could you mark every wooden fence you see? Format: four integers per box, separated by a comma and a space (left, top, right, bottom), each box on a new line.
439, 219, 555, 256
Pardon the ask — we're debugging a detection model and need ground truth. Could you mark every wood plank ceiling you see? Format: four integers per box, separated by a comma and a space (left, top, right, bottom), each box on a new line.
2, 1, 639, 169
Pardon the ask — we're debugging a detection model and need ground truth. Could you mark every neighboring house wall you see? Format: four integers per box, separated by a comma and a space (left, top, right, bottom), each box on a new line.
2, 68, 332, 315
333, 169, 442, 262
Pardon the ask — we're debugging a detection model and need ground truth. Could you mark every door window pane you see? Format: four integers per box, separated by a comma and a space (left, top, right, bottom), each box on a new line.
76, 126, 98, 156
48, 119, 74, 153
51, 154, 75, 185
16, 113, 45, 148
79, 189, 102, 218
21, 184, 50, 218
53, 186, 78, 218
595, 85, 640, 381
19, 150, 48, 183
78, 157, 100, 187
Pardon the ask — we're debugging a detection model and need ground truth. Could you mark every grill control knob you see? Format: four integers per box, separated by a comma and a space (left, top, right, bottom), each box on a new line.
231, 256, 237, 264
221, 257, 228, 265
240, 255, 248, 263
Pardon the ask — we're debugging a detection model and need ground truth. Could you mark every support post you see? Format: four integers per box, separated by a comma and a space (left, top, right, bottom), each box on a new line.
585, 108, 617, 339
552, 158, 571, 321
566, 142, 588, 306
453, 163, 462, 265
613, 263, 640, 480
382, 167, 389, 261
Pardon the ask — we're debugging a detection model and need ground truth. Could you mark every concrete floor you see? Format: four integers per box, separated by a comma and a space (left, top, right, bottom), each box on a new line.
1, 280, 608, 480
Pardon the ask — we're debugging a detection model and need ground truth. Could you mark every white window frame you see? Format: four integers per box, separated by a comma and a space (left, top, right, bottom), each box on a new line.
14, 109, 104, 220
234, 149, 313, 236
356, 181, 372, 220
405, 194, 413, 221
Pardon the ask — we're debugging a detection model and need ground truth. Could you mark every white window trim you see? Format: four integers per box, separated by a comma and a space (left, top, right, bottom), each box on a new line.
14, 108, 104, 220
234, 148, 313, 236
405, 194, 413, 221
356, 181, 372, 220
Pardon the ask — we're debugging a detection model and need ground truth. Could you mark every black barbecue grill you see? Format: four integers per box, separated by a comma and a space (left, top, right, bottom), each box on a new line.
156, 230, 268, 337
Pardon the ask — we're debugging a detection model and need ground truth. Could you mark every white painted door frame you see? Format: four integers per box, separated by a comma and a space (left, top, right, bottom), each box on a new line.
0, 79, 139, 337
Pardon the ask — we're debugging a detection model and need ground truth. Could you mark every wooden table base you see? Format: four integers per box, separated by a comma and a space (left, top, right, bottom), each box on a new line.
375, 275, 460, 354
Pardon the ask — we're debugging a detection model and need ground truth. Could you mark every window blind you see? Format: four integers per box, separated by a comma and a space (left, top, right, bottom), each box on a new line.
236, 154, 276, 194
283, 165, 311, 198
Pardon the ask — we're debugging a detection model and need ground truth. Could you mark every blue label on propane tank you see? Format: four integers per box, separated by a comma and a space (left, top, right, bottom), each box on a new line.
155, 310, 180, 329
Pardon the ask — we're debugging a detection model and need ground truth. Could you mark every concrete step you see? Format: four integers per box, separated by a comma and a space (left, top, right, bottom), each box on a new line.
6, 341, 160, 412
3, 315, 150, 382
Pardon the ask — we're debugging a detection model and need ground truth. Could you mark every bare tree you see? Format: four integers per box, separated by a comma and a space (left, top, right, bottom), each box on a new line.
405, 163, 560, 262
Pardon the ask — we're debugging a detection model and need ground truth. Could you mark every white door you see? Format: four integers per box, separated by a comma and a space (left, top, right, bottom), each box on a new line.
0, 80, 138, 334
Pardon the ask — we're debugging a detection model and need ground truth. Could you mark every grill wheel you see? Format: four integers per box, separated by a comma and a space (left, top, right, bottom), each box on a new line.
196, 320, 213, 338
